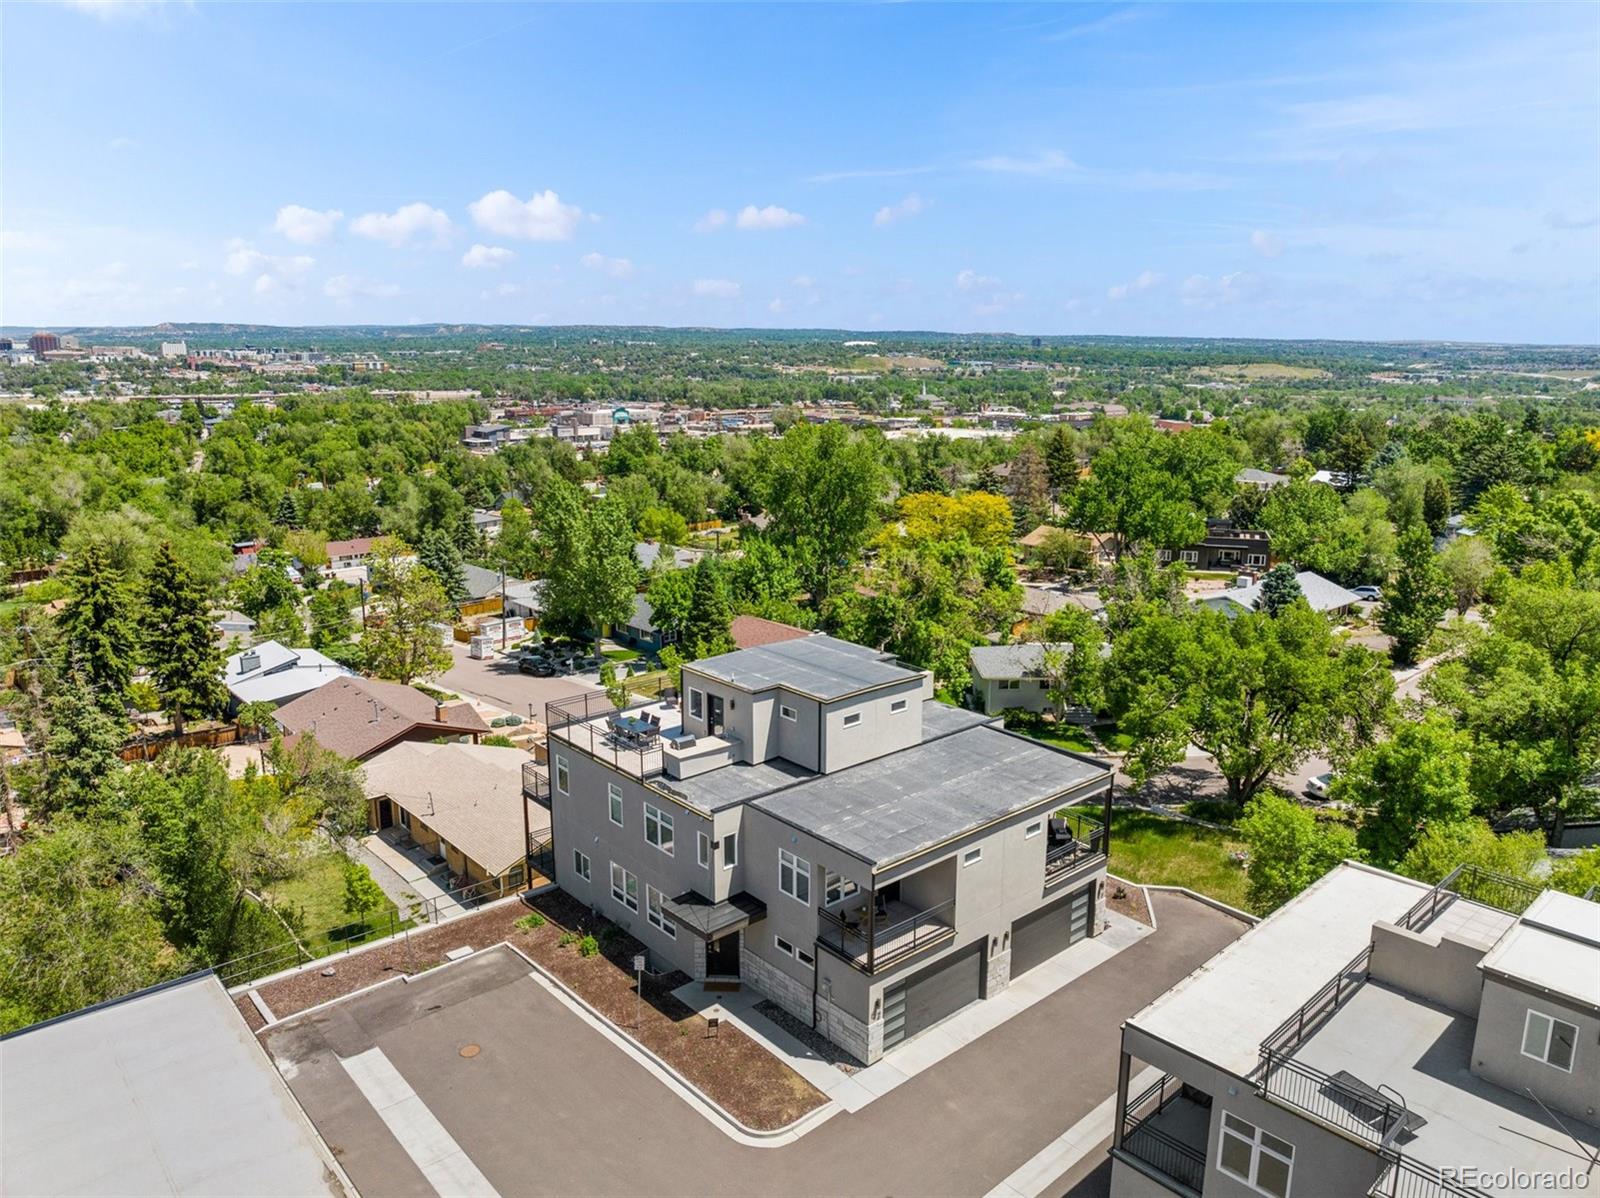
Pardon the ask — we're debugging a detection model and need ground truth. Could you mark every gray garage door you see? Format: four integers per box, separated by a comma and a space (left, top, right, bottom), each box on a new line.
1010, 883, 1094, 979
881, 941, 986, 1052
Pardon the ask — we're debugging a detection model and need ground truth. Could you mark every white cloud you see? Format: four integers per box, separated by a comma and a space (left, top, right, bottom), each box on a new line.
581, 252, 634, 278
873, 194, 927, 227
1179, 271, 1263, 308
273, 204, 342, 245
768, 297, 787, 314
253, 274, 278, 295
350, 202, 453, 248
323, 274, 401, 300
792, 275, 816, 289
56, 0, 179, 21
956, 269, 1000, 291
735, 204, 806, 230
468, 189, 584, 241
694, 208, 729, 233
692, 278, 741, 298
969, 150, 1074, 175
1251, 229, 1285, 259
224, 239, 314, 280
1108, 270, 1164, 300
462, 243, 516, 269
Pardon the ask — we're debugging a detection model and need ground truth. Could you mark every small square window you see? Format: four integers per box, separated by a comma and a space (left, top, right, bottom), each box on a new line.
779, 704, 797, 721
1522, 1009, 1578, 1071
774, 935, 795, 956
842, 712, 862, 729
963, 848, 983, 867
890, 699, 908, 713
1025, 821, 1042, 839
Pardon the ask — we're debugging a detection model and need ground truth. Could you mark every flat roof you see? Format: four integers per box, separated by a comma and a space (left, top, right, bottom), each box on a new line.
1478, 890, 1600, 1013
1128, 863, 1429, 1077
687, 634, 918, 701
0, 974, 346, 1197
752, 703, 1108, 869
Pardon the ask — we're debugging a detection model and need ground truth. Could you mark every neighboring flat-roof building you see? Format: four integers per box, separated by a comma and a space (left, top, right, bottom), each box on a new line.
1157, 521, 1274, 573
0, 973, 348, 1197
274, 675, 489, 761
1109, 862, 1599, 1198
543, 634, 1113, 1065
224, 639, 353, 708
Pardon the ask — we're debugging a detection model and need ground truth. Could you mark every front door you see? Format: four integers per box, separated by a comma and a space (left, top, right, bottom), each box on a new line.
377, 799, 395, 830
707, 694, 725, 736
706, 931, 740, 978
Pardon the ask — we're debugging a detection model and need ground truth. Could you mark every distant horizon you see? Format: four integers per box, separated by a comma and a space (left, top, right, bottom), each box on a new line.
4, 3, 1596, 343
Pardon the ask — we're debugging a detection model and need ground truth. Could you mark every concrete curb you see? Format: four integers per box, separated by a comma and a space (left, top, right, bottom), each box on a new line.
1143, 884, 1259, 924
500, 941, 839, 1147
253, 941, 516, 1030
1107, 873, 1158, 932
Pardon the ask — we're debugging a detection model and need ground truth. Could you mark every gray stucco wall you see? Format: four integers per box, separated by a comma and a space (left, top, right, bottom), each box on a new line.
975, 676, 1052, 716
818, 676, 926, 773
1471, 977, 1600, 1125
1368, 921, 1485, 1016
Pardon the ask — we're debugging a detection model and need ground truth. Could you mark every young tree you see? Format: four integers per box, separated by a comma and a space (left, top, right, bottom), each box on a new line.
636, 506, 690, 547
362, 539, 454, 684
760, 422, 884, 610
56, 540, 135, 706
308, 585, 357, 651
1037, 604, 1107, 714
1110, 604, 1392, 805
1258, 564, 1303, 617
139, 542, 227, 736
1238, 793, 1360, 913
418, 527, 469, 611
1379, 524, 1451, 666
537, 484, 638, 657
342, 859, 387, 924
683, 558, 734, 658
1437, 537, 1493, 615
1333, 713, 1476, 866
235, 700, 277, 744
1044, 426, 1080, 497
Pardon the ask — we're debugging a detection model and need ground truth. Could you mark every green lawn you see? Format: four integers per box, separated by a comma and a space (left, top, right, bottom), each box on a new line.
1105, 810, 1253, 913
1098, 721, 1136, 753
265, 854, 404, 950
603, 647, 642, 662
1003, 710, 1098, 754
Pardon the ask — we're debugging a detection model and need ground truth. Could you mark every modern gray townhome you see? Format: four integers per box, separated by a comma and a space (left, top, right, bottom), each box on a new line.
1109, 860, 1600, 1198
539, 634, 1114, 1064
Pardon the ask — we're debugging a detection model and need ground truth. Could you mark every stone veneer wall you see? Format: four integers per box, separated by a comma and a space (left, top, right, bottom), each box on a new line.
691, 936, 707, 980
742, 948, 874, 1064
987, 935, 1012, 995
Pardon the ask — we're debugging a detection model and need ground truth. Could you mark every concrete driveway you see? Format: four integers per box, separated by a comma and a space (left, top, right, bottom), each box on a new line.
261, 892, 1244, 1198
435, 642, 602, 722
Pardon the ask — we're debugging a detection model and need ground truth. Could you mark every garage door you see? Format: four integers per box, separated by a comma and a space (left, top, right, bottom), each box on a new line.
882, 941, 985, 1052
1010, 883, 1094, 979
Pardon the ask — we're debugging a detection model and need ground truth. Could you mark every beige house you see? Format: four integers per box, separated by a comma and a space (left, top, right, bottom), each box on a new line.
364, 741, 549, 893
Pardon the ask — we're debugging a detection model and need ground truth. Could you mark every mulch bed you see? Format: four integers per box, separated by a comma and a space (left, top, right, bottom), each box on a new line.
1105, 874, 1154, 926
509, 891, 826, 1131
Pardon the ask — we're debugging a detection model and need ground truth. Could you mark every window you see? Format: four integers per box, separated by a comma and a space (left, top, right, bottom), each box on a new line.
399, 808, 412, 830
824, 871, 858, 906
774, 936, 815, 969
723, 831, 738, 869
646, 885, 676, 938
609, 862, 638, 912
1522, 1009, 1577, 1071
1247, 553, 1267, 567
1025, 821, 1042, 839
1220, 549, 1240, 564
779, 704, 797, 722
572, 849, 591, 881
779, 848, 811, 904
688, 688, 703, 718
697, 831, 711, 867
608, 784, 624, 827
963, 847, 983, 867
554, 754, 569, 795
1180, 549, 1200, 564
644, 804, 674, 855
998, 679, 1021, 691
890, 699, 908, 713
1218, 1113, 1293, 1198
842, 712, 862, 728
1157, 549, 1172, 562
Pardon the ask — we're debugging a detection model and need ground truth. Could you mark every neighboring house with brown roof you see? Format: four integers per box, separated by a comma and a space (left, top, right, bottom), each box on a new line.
273, 675, 488, 761
364, 741, 547, 892
728, 614, 811, 650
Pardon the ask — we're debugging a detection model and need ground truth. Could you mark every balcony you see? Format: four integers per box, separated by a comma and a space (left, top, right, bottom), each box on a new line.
522, 760, 549, 804
1115, 1073, 1210, 1197
545, 691, 675, 781
1045, 810, 1105, 886
816, 896, 956, 974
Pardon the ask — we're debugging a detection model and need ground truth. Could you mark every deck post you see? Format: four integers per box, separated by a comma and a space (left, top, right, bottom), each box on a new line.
1112, 1050, 1131, 1149
867, 882, 876, 973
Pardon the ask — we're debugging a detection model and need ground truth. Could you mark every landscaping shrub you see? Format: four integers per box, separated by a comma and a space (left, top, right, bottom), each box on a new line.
515, 912, 545, 931
558, 931, 577, 948
578, 934, 599, 958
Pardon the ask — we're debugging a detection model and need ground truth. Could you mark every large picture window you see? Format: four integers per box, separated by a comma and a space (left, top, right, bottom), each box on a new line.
1218, 1113, 1293, 1198
609, 862, 638, 912
779, 848, 810, 904
644, 803, 674, 855
1522, 1009, 1577, 1071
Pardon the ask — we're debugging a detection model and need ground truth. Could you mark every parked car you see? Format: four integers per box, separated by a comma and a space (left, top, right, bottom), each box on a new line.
1351, 585, 1382, 602
518, 656, 556, 677
1305, 771, 1336, 800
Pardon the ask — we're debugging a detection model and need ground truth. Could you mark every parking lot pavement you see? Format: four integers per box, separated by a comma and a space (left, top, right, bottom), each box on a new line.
435, 642, 602, 721
260, 893, 1245, 1198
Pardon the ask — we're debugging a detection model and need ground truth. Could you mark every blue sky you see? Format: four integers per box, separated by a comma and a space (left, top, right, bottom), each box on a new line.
4, 2, 1597, 342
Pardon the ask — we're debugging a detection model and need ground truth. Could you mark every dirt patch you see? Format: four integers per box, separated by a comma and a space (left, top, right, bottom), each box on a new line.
509, 891, 827, 1131
1106, 874, 1153, 926
234, 993, 267, 1031
754, 999, 861, 1074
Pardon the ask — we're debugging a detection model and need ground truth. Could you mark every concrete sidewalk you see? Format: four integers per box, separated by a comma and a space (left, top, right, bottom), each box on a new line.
357, 833, 462, 920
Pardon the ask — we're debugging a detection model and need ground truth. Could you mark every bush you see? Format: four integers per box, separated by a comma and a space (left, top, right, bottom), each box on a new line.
502, 714, 523, 726
482, 734, 515, 747
515, 912, 546, 931
558, 931, 577, 948
578, 934, 599, 957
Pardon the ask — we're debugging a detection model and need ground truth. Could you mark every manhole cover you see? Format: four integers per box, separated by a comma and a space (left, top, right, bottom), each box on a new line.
459, 1044, 481, 1059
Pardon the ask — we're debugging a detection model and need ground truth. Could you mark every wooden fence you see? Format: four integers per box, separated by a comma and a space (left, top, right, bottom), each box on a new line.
120, 722, 246, 762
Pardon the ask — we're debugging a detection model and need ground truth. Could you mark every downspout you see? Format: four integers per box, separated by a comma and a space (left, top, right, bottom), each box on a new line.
811, 955, 820, 1029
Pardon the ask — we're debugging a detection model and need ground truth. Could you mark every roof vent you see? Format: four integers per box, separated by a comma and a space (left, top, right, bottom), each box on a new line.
238, 650, 260, 674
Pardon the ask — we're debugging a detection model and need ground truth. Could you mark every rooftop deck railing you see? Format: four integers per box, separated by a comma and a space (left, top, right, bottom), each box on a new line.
1369, 1151, 1492, 1198
522, 759, 549, 803
545, 690, 666, 780
1257, 943, 1373, 1070
1396, 862, 1544, 933
816, 897, 956, 974
1045, 811, 1106, 882
1117, 1073, 1207, 1196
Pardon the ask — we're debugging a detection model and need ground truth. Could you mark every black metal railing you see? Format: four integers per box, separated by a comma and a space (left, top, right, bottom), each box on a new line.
1118, 1073, 1207, 1195
1369, 1150, 1492, 1198
1046, 811, 1107, 881
522, 759, 550, 803
544, 690, 668, 781
816, 897, 956, 973
1257, 944, 1373, 1068
1397, 863, 1544, 932
527, 831, 555, 879
1258, 1054, 1410, 1147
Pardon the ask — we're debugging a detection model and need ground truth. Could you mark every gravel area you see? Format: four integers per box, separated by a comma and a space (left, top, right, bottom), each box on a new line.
1106, 874, 1153, 926
234, 994, 267, 1031
754, 999, 861, 1074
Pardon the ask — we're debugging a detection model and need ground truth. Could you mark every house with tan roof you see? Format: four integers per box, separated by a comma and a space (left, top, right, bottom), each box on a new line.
728, 614, 811, 650
273, 675, 488, 761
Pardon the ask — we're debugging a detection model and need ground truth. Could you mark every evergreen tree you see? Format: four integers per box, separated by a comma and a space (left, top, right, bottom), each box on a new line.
140, 542, 227, 736
975, 464, 1002, 495
1258, 563, 1303, 617
1043, 426, 1079, 496
683, 559, 734, 658
40, 673, 127, 818
1378, 524, 1451, 666
57, 541, 135, 707
1422, 476, 1451, 538
275, 491, 300, 529
1007, 442, 1051, 532
418, 528, 469, 610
